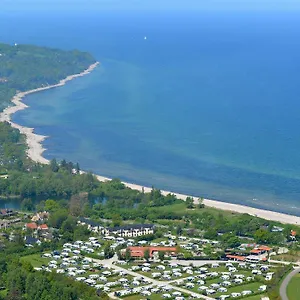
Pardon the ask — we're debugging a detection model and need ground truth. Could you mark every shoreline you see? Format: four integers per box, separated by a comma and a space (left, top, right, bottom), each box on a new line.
0, 62, 299, 225
94, 175, 300, 225
0, 61, 99, 164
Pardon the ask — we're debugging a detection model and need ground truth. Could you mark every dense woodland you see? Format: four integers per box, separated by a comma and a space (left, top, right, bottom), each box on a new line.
0, 42, 95, 110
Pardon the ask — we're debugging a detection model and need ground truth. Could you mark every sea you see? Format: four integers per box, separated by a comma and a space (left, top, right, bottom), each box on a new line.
1, 9, 300, 215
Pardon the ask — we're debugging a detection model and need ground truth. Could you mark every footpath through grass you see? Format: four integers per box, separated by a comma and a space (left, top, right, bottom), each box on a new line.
287, 273, 300, 300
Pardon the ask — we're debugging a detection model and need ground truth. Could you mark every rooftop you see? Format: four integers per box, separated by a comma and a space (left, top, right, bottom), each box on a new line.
26, 223, 38, 230
109, 224, 154, 231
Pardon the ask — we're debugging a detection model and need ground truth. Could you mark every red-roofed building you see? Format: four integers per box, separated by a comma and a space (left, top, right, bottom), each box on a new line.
291, 230, 297, 240
257, 245, 271, 252
226, 255, 246, 262
127, 246, 177, 258
247, 245, 271, 262
26, 223, 38, 230
250, 249, 264, 255
38, 224, 48, 230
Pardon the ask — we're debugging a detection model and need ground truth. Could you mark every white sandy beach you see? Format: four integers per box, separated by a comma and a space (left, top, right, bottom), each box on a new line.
1, 61, 300, 226
94, 175, 300, 225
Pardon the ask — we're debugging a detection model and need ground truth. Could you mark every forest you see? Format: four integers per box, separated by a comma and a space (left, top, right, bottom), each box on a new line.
0, 42, 95, 110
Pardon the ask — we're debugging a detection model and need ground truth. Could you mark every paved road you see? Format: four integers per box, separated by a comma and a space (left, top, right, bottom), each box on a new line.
279, 267, 300, 300
269, 259, 300, 266
94, 255, 214, 300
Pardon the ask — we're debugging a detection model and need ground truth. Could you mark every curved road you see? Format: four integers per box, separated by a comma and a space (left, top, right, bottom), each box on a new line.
280, 267, 300, 300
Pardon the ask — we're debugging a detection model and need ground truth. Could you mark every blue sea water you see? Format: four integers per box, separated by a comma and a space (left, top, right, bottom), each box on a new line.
1, 10, 300, 215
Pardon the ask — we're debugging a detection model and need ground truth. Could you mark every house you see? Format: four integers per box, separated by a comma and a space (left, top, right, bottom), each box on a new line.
31, 211, 49, 222
0, 209, 15, 218
256, 245, 271, 252
38, 224, 49, 231
125, 246, 177, 258
226, 255, 246, 262
290, 230, 297, 240
0, 220, 10, 229
102, 224, 155, 237
78, 218, 102, 232
25, 222, 38, 230
24, 236, 41, 246
247, 245, 271, 261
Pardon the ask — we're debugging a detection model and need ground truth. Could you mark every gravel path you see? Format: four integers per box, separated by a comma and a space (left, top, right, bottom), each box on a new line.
279, 267, 300, 300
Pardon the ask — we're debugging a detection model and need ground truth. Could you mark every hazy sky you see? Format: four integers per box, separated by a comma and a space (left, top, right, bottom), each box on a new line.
2, 0, 300, 12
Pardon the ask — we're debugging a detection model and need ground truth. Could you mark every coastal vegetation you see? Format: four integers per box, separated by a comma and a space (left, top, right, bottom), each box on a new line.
0, 42, 95, 110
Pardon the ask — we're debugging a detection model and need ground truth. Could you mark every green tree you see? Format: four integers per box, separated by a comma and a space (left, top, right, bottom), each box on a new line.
20, 198, 34, 211
48, 210, 68, 229
125, 248, 132, 261
50, 158, 59, 172
204, 228, 218, 240
61, 216, 76, 233
227, 236, 241, 248
198, 197, 205, 208
112, 214, 122, 227
104, 244, 113, 259
158, 251, 165, 261
44, 199, 60, 212
186, 197, 194, 209
144, 249, 150, 261
254, 229, 271, 244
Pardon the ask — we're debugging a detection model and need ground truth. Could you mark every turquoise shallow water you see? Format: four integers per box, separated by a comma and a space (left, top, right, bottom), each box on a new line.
1, 10, 300, 215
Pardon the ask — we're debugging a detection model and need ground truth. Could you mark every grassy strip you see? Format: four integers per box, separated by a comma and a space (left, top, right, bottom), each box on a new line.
267, 264, 293, 300
287, 273, 300, 300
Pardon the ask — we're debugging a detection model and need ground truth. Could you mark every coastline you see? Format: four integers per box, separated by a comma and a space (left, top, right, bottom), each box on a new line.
0, 61, 99, 164
94, 175, 300, 225
0, 62, 299, 226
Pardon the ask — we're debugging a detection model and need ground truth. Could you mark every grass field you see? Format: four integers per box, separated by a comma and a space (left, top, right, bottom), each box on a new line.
242, 294, 268, 300
123, 295, 168, 300
21, 253, 50, 268
272, 253, 300, 263
209, 282, 263, 298
149, 203, 237, 218
287, 273, 300, 300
